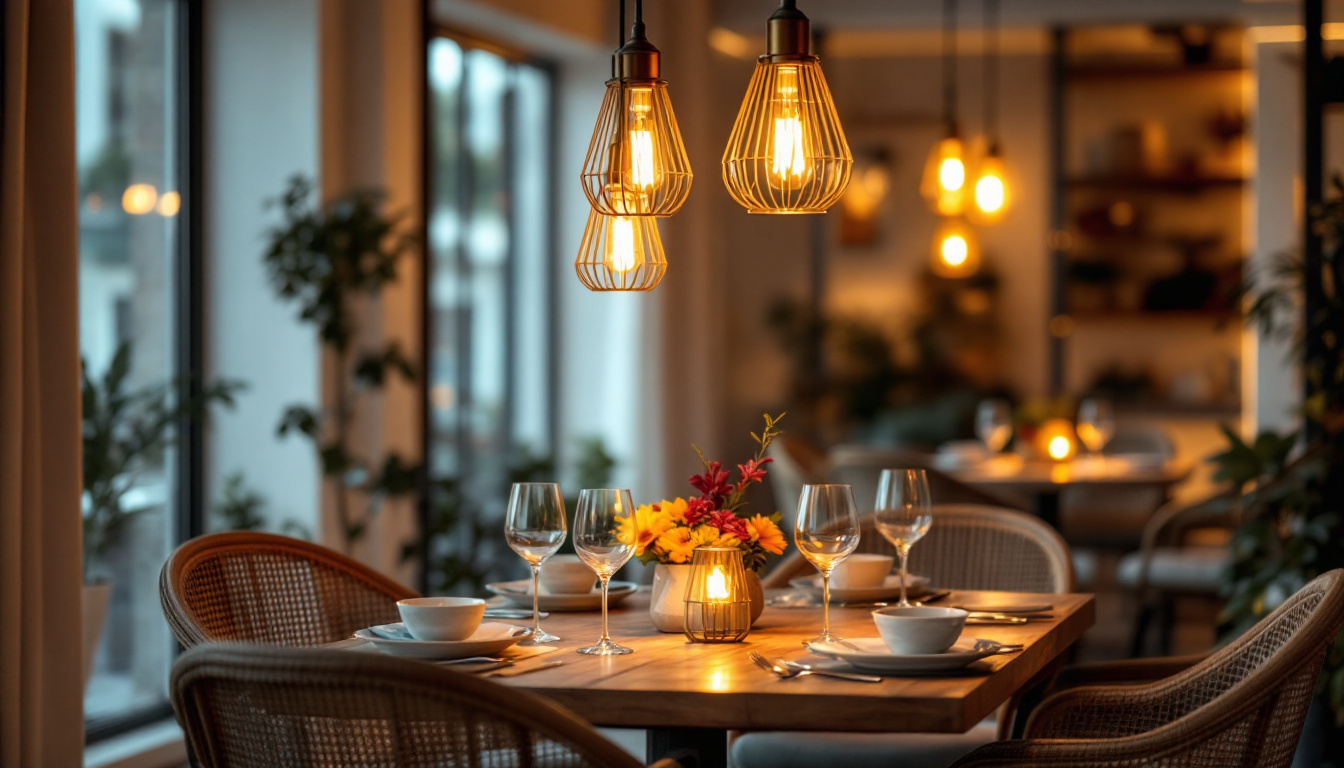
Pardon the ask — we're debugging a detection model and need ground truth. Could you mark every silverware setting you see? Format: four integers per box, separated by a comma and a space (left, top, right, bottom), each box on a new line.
484, 659, 564, 678
838, 588, 953, 609
749, 651, 883, 683
435, 655, 509, 665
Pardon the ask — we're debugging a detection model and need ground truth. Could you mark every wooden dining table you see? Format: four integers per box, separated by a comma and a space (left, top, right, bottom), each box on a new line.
485, 589, 1095, 768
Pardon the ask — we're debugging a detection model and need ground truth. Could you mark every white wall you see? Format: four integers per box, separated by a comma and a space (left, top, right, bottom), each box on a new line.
203, 0, 321, 536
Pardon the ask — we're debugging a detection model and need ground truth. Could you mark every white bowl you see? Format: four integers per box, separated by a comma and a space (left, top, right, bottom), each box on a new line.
539, 554, 595, 595
872, 606, 968, 655
831, 554, 894, 589
396, 597, 486, 641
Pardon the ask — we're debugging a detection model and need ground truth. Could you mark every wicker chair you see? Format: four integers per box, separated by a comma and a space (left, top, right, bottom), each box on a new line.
160, 531, 418, 648
172, 643, 678, 768
949, 569, 1344, 768
736, 506, 1074, 768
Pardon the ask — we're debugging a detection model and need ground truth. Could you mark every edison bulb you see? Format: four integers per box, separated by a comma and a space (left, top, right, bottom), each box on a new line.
627, 87, 658, 192
769, 66, 808, 188
581, 80, 692, 217
929, 217, 981, 278
971, 149, 1011, 223
575, 207, 667, 292
607, 216, 639, 274
921, 136, 967, 215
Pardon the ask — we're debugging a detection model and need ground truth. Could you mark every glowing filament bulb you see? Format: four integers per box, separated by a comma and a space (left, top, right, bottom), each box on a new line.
939, 156, 965, 192
607, 216, 638, 274
1048, 436, 1072, 461
706, 565, 729, 601
975, 173, 1004, 213
628, 87, 657, 191
941, 234, 969, 268
770, 67, 807, 184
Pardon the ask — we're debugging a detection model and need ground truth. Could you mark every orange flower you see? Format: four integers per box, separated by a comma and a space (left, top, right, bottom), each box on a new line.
658, 497, 690, 525
747, 514, 787, 555
656, 527, 698, 563
617, 504, 673, 557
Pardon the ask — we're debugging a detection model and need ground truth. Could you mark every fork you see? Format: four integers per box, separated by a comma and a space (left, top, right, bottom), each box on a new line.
435, 656, 509, 665
749, 651, 883, 683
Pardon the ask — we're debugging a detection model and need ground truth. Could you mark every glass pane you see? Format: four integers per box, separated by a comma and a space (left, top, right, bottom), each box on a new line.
428, 36, 464, 479
76, 0, 180, 728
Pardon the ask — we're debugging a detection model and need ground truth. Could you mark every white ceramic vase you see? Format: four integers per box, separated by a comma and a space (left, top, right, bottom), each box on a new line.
649, 563, 692, 633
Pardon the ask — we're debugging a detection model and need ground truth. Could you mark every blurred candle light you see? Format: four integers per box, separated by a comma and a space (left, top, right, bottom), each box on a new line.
122, 184, 158, 215
929, 217, 981, 278
157, 191, 181, 217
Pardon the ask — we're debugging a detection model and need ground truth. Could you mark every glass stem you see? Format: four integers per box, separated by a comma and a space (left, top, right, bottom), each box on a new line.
898, 545, 911, 606
599, 575, 611, 642
530, 564, 542, 635
821, 572, 831, 636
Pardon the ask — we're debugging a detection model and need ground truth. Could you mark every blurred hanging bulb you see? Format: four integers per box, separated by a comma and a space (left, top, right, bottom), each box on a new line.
970, 145, 1010, 223
122, 183, 158, 215
922, 135, 966, 215
929, 217, 981, 278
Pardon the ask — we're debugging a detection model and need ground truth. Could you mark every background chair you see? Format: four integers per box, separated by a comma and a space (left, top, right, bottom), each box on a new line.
766, 434, 828, 534
160, 531, 417, 648
826, 444, 1021, 514
1059, 424, 1177, 552
949, 569, 1344, 768
172, 643, 677, 768
740, 505, 1074, 768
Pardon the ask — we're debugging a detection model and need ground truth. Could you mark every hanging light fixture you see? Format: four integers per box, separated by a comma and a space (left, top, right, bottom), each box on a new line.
921, 0, 966, 216
722, 0, 852, 214
929, 216, 981, 278
575, 207, 667, 291
970, 0, 1010, 223
580, 0, 692, 217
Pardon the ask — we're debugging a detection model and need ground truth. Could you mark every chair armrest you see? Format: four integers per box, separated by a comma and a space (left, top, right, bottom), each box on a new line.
1051, 653, 1208, 691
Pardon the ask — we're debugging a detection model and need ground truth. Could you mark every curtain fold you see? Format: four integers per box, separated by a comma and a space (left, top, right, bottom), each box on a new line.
0, 0, 85, 765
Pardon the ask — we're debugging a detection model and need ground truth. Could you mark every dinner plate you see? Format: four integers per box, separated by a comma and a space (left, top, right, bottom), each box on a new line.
353, 622, 529, 660
486, 580, 638, 612
807, 637, 1011, 674
789, 573, 930, 603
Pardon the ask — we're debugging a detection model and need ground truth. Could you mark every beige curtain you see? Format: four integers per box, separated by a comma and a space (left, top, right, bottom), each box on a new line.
0, 0, 85, 766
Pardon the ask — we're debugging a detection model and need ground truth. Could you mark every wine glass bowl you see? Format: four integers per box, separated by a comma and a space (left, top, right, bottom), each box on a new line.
504, 482, 567, 645
573, 488, 637, 656
874, 469, 934, 609
1077, 398, 1115, 455
794, 484, 861, 644
975, 399, 1013, 454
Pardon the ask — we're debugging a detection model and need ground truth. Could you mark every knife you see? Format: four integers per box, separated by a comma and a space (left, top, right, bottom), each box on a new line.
485, 659, 564, 678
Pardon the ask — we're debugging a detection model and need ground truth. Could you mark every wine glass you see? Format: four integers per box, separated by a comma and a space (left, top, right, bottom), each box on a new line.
504, 482, 567, 644
794, 484, 861, 644
874, 469, 934, 608
975, 399, 1013, 454
573, 488, 637, 656
1077, 398, 1115, 455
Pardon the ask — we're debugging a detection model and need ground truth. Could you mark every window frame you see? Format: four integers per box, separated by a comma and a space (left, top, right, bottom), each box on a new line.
417, 24, 560, 591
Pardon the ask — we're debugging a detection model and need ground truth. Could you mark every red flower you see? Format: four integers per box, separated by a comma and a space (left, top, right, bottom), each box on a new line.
736, 457, 773, 487
689, 461, 733, 505
683, 497, 715, 526
708, 510, 750, 541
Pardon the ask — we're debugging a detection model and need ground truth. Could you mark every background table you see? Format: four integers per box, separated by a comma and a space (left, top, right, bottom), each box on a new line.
493, 589, 1095, 767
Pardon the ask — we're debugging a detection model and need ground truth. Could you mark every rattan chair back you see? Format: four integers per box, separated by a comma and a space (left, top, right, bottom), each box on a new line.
764, 504, 1074, 593
172, 643, 656, 768
952, 569, 1344, 767
160, 531, 417, 648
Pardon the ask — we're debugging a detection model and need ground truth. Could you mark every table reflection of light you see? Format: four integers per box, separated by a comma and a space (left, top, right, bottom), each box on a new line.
709, 668, 730, 692
1051, 464, 1071, 484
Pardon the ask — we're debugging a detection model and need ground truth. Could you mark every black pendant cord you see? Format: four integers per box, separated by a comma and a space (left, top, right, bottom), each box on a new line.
943, 0, 958, 135
983, 0, 999, 150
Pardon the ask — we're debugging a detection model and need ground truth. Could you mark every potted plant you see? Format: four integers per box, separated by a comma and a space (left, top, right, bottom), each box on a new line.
81, 342, 241, 688
618, 414, 790, 631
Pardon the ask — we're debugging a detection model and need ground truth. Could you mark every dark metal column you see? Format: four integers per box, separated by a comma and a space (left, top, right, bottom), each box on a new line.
1305, 0, 1325, 435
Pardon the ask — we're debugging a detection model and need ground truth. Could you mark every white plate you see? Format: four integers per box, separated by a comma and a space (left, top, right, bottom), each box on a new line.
486, 580, 638, 612
353, 622, 529, 660
808, 637, 1011, 674
789, 573, 930, 603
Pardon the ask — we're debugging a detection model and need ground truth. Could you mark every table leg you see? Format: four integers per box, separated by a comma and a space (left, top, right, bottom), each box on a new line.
1037, 491, 1061, 530
646, 727, 728, 768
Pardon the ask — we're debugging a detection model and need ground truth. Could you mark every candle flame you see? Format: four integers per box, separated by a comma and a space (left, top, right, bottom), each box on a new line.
707, 565, 729, 601
1048, 435, 1073, 461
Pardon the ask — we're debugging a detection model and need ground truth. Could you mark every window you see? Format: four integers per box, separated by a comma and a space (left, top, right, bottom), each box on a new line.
76, 0, 195, 739
424, 33, 555, 591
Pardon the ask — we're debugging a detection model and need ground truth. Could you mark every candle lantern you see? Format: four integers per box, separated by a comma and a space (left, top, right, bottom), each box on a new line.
1036, 418, 1077, 462
683, 547, 751, 643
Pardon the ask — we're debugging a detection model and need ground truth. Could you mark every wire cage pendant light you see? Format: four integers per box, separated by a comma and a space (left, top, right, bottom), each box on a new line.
575, 207, 667, 291
722, 0, 852, 214
922, 0, 967, 216
970, 0, 1010, 223
581, 2, 692, 217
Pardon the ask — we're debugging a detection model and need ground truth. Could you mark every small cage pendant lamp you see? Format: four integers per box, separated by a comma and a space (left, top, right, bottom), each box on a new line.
580, 1, 692, 217
575, 207, 667, 291
683, 548, 751, 643
722, 0, 852, 214
921, 0, 967, 216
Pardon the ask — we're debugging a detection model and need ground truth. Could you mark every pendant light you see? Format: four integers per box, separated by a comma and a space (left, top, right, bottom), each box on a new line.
930, 216, 981, 278
580, 0, 692, 217
722, 0, 852, 214
576, 0, 679, 292
921, 0, 966, 216
970, 0, 1010, 223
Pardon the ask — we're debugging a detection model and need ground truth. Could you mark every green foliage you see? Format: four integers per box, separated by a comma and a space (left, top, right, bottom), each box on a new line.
1219, 174, 1344, 726
211, 472, 312, 539
263, 176, 423, 553
82, 342, 244, 574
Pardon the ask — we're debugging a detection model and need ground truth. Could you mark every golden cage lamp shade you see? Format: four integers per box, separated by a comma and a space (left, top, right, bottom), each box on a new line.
721, 0, 851, 214
580, 19, 692, 217
575, 207, 667, 292
683, 548, 751, 642
929, 216, 981, 278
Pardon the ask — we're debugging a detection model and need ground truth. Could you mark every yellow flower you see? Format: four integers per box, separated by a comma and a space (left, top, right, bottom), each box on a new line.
617, 504, 674, 556
693, 525, 742, 550
656, 527, 698, 564
658, 497, 689, 525
748, 514, 787, 555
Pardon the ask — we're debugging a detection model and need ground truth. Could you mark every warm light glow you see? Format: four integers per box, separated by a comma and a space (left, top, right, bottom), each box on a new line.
607, 217, 638, 274
1037, 418, 1077, 463
122, 184, 158, 215
582, 79, 691, 217
157, 191, 181, 217
922, 137, 967, 215
975, 174, 1004, 212
628, 87, 657, 191
706, 565, 729, 601
970, 150, 1010, 223
929, 217, 981, 278
769, 67, 808, 186
1048, 436, 1072, 461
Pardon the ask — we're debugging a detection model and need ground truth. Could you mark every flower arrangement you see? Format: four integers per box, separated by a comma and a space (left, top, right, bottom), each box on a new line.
618, 413, 789, 574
